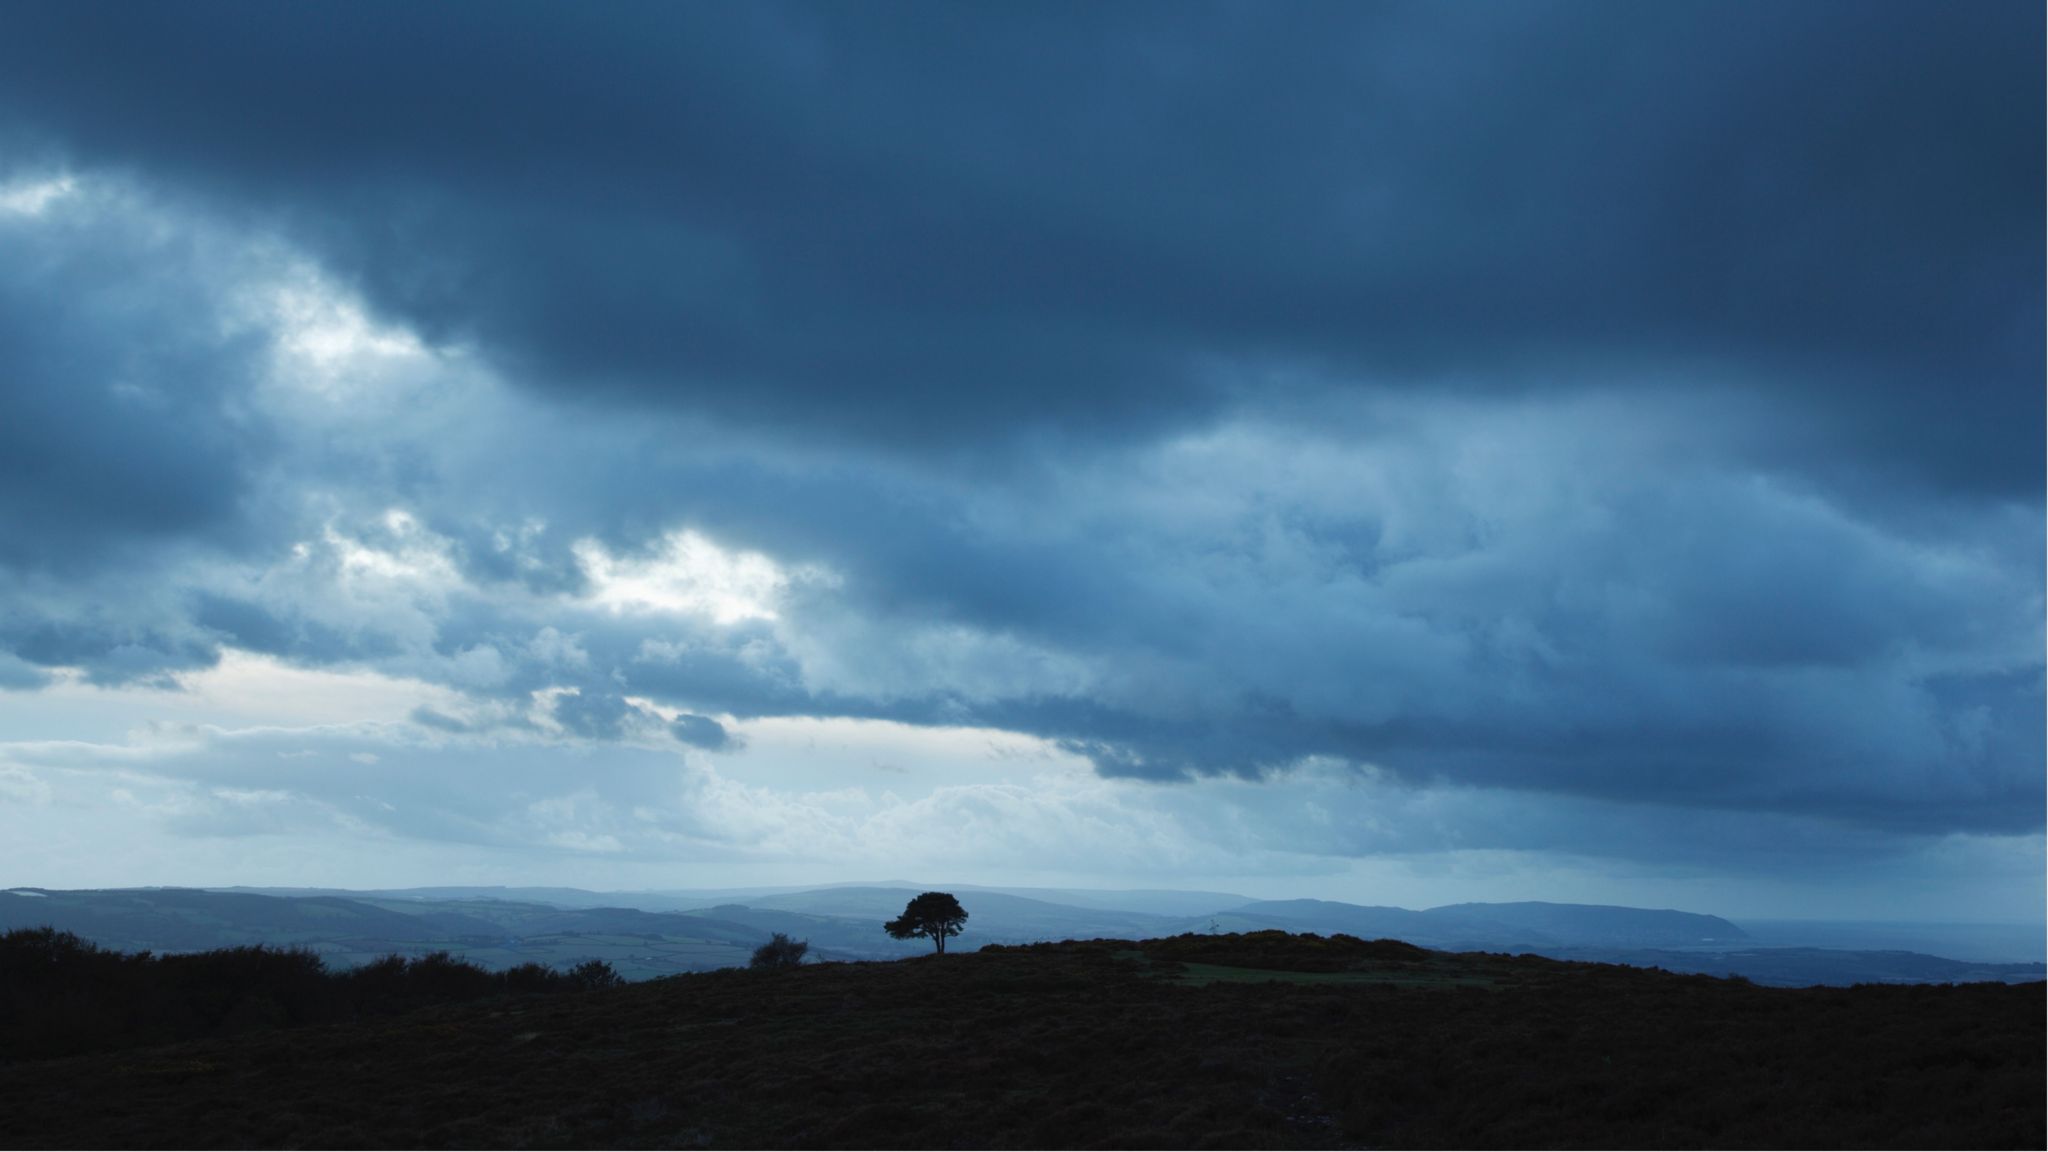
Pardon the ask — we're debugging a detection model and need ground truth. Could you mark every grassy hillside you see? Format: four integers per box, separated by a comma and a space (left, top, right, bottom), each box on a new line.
1, 932, 2037, 1149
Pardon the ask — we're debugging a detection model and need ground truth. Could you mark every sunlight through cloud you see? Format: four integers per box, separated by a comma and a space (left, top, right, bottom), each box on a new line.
574, 530, 803, 625
0, 173, 76, 217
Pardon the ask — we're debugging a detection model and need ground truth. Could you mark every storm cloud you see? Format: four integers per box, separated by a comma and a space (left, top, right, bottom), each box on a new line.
0, 2, 2037, 904
2, 3, 2038, 483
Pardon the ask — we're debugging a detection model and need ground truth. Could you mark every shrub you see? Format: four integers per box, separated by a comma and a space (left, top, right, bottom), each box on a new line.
565, 958, 625, 990
0, 927, 638, 1063
404, 951, 498, 1000
159, 944, 335, 1029
503, 962, 564, 994
750, 933, 810, 970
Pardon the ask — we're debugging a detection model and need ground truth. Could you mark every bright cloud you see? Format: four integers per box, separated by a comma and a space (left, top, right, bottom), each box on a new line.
0, 173, 75, 216
574, 530, 808, 625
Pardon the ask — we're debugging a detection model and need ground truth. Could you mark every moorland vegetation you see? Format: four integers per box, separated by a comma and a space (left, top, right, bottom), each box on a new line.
0, 928, 2037, 1148
0, 926, 621, 1062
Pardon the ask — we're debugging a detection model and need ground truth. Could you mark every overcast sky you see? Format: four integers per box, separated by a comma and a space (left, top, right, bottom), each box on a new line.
0, 2, 2040, 920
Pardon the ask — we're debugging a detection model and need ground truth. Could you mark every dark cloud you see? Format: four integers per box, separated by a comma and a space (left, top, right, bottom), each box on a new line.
108, 379, 2030, 842
0, 613, 218, 688
0, 3, 2036, 884
408, 707, 472, 734
669, 714, 736, 752
0, 1, 2036, 490
0, 196, 269, 573
551, 690, 642, 741
191, 593, 376, 664
0, 654, 52, 692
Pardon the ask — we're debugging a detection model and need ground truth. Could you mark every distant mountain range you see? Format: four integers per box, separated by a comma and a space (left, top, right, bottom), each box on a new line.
4, 884, 2040, 988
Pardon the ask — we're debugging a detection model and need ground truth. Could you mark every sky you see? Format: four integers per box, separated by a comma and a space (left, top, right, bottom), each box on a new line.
0, 2, 2040, 921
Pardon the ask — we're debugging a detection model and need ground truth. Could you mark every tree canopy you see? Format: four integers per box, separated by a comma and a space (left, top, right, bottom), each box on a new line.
883, 892, 968, 954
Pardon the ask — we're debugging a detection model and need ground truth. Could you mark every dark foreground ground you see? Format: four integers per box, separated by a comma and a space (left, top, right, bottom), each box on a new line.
2, 933, 2039, 1149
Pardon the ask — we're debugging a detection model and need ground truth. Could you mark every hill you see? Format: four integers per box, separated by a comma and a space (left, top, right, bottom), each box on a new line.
1426, 901, 1749, 946
942, 883, 1255, 917
1219, 898, 1748, 949
0, 932, 2037, 1149
1535, 945, 2047, 988
0, 887, 500, 952
1, 889, 774, 980
712, 885, 1182, 942
1196, 899, 1445, 938
10, 886, 2038, 987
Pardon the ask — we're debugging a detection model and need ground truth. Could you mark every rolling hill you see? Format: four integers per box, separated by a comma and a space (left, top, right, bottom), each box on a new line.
7, 886, 2039, 988
1223, 898, 1749, 949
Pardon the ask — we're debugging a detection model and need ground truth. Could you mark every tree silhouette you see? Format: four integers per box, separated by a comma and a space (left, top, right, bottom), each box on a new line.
750, 932, 809, 969
884, 891, 969, 954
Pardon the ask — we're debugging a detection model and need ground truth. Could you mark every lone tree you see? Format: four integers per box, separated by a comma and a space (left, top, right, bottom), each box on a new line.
884, 891, 969, 954
749, 932, 809, 970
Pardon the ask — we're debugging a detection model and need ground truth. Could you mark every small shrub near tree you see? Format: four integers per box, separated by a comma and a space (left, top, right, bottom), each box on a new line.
750, 933, 810, 970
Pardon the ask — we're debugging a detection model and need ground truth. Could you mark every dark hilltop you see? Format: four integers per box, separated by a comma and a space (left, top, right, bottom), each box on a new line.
1, 926, 2038, 1149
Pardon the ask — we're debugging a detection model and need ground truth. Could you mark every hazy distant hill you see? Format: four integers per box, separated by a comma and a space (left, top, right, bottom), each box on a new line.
1736, 918, 2048, 964
0, 887, 499, 952
679, 904, 928, 960
1535, 945, 2045, 988
8, 885, 2035, 988
1, 889, 772, 979
1216, 899, 1748, 950
220, 881, 1253, 920
1199, 900, 1458, 941
219, 885, 724, 913
946, 884, 1254, 917
715, 886, 1182, 944
201, 886, 1738, 952
1424, 901, 1749, 947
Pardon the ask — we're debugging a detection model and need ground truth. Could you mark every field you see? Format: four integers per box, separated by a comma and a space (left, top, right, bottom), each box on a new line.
1, 932, 2038, 1149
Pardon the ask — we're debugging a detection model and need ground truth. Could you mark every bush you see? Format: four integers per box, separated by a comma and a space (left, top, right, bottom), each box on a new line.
0, 927, 632, 1062
566, 958, 625, 990
751, 933, 810, 970
404, 951, 499, 1000
159, 944, 336, 1030
503, 961, 564, 994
